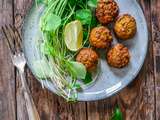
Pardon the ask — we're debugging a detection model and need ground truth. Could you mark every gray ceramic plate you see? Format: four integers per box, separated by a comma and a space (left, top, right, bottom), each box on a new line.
22, 0, 148, 101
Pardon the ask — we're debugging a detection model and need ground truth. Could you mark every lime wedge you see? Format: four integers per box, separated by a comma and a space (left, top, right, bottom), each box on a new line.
64, 20, 83, 51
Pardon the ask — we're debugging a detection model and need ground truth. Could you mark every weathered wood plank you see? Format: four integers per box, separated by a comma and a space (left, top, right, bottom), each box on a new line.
14, 0, 33, 120
151, 0, 160, 119
87, 97, 117, 120
118, 0, 155, 120
0, 0, 16, 120
27, 71, 87, 120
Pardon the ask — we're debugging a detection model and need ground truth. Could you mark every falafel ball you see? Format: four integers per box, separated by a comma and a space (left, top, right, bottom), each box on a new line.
107, 44, 130, 68
76, 48, 99, 71
114, 14, 137, 40
89, 26, 113, 49
96, 0, 119, 24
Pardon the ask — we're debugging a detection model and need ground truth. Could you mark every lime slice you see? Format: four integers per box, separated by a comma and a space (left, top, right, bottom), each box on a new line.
64, 20, 83, 51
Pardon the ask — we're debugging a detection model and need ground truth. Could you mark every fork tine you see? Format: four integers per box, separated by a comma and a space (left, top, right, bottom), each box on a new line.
7, 25, 19, 52
11, 25, 22, 50
2, 26, 15, 54
5, 25, 17, 52
9, 25, 22, 51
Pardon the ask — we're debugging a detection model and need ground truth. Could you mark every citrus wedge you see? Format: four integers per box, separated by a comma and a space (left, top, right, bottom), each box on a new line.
64, 20, 83, 51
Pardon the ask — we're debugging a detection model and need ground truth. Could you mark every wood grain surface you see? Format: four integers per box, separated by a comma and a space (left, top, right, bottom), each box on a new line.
0, 0, 160, 120
0, 0, 16, 120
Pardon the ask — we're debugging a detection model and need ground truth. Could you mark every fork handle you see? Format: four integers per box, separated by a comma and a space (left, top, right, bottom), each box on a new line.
19, 71, 41, 120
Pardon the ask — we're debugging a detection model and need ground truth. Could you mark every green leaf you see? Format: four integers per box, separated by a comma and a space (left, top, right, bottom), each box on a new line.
73, 83, 82, 90
111, 106, 123, 120
40, 42, 54, 56
32, 59, 54, 79
68, 61, 87, 79
35, 0, 49, 5
68, 0, 77, 7
87, 0, 98, 8
75, 9, 92, 25
44, 14, 61, 31
82, 72, 93, 84
91, 16, 98, 28
35, 0, 43, 4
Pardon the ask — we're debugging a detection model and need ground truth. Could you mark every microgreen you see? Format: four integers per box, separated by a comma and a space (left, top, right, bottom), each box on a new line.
67, 61, 87, 79
40, 42, 54, 56
32, 59, 54, 79
82, 72, 93, 84
73, 83, 82, 90
35, 0, 43, 4
87, 0, 98, 8
42, 14, 61, 32
75, 9, 92, 25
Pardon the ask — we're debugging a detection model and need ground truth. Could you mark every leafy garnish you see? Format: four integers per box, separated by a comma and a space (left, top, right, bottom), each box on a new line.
41, 14, 61, 31
111, 106, 123, 120
91, 16, 98, 28
87, 0, 98, 8
40, 42, 54, 56
35, 0, 43, 4
73, 83, 82, 90
37, 0, 97, 101
82, 72, 93, 84
67, 61, 87, 79
75, 9, 92, 25
32, 59, 54, 79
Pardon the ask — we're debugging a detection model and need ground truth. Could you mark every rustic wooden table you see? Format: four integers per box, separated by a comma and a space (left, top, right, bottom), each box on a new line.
0, 0, 159, 120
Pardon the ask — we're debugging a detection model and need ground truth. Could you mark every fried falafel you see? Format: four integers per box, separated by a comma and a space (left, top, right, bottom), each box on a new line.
89, 26, 113, 49
114, 14, 137, 40
107, 44, 130, 68
76, 48, 99, 71
96, 0, 119, 24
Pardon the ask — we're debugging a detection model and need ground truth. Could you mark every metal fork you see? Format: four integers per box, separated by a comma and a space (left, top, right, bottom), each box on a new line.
2, 25, 40, 120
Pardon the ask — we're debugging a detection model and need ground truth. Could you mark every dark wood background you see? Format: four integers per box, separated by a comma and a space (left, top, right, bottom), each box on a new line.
0, 0, 160, 120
